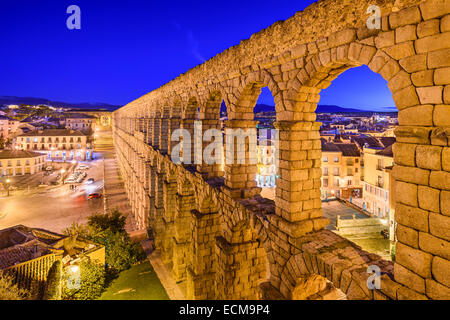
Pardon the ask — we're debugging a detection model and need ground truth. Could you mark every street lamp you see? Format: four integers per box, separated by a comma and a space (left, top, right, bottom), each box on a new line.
5, 178, 11, 197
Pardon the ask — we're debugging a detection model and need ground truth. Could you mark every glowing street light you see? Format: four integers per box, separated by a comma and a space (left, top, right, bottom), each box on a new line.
5, 178, 11, 197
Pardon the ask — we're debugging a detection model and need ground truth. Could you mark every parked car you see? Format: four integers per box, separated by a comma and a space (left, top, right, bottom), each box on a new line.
77, 165, 90, 170
88, 193, 102, 200
45, 166, 53, 171
85, 178, 95, 185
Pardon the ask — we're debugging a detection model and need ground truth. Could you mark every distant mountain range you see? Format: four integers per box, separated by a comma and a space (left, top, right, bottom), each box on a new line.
0, 95, 121, 111
0, 96, 395, 114
254, 104, 396, 113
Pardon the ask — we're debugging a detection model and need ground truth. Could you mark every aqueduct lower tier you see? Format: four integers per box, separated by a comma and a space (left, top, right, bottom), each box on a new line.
113, 0, 450, 300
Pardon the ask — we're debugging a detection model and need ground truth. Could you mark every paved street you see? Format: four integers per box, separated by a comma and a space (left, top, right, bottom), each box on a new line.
96, 131, 135, 231
322, 200, 368, 231
0, 130, 136, 234
0, 149, 105, 234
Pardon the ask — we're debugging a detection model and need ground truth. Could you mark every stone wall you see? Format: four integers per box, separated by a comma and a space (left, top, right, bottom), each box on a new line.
113, 0, 450, 300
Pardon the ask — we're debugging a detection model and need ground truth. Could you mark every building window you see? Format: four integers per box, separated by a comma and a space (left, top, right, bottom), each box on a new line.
334, 156, 339, 163
333, 167, 339, 176
323, 179, 328, 187
323, 167, 328, 176
334, 179, 340, 187
323, 157, 328, 162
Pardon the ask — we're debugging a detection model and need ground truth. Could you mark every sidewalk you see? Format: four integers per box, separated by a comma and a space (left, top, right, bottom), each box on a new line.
99, 131, 137, 233
141, 240, 185, 300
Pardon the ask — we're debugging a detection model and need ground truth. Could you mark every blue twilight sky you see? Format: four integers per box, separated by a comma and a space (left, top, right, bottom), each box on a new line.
0, 0, 395, 111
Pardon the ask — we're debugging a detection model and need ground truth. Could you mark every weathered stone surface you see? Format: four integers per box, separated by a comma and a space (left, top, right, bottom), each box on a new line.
395, 181, 418, 206
426, 279, 450, 300
429, 212, 450, 241
375, 31, 395, 49
431, 256, 450, 288
442, 191, 450, 216
390, 6, 422, 29
419, 0, 450, 20
393, 143, 416, 167
434, 67, 450, 85
397, 286, 429, 300
411, 70, 434, 86
396, 204, 429, 234
430, 171, 450, 190
416, 86, 444, 105
442, 14, 450, 32
398, 105, 433, 126
419, 232, 450, 260
388, 71, 412, 93
385, 42, 415, 60
392, 85, 420, 110
396, 243, 432, 278
396, 25, 417, 43
433, 105, 450, 126
444, 85, 450, 104
415, 32, 450, 53
393, 165, 430, 185
416, 145, 442, 170
399, 54, 427, 73
417, 19, 440, 38
394, 263, 425, 293
112, 0, 450, 301
397, 224, 419, 248
418, 186, 440, 212
428, 48, 450, 68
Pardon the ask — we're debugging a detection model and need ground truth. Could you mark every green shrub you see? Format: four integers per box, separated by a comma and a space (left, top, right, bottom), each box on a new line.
61, 260, 105, 300
0, 273, 29, 300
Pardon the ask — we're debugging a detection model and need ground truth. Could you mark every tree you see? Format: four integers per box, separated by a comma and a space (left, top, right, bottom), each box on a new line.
61, 259, 105, 300
63, 210, 146, 275
0, 136, 5, 149
88, 209, 127, 234
0, 273, 29, 300
43, 260, 62, 300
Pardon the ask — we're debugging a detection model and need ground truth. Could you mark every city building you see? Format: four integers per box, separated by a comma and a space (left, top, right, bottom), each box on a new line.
0, 225, 105, 298
0, 150, 46, 176
361, 144, 394, 219
64, 113, 97, 133
321, 142, 362, 200
0, 115, 20, 141
16, 129, 93, 161
256, 140, 277, 188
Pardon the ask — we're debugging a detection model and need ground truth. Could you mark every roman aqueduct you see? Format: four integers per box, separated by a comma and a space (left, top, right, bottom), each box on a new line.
112, 0, 450, 300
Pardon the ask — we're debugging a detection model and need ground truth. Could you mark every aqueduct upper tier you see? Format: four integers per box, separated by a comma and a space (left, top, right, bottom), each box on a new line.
113, 0, 450, 300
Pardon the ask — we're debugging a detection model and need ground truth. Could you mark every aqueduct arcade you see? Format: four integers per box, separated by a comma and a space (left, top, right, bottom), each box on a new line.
113, 0, 450, 300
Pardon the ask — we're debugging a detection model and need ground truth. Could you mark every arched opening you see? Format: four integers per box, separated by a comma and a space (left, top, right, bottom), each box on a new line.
316, 65, 397, 261
225, 82, 279, 201
197, 91, 227, 179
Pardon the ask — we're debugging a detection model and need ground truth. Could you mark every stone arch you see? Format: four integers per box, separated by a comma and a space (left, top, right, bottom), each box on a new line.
183, 96, 200, 120
201, 90, 224, 120
228, 70, 283, 120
